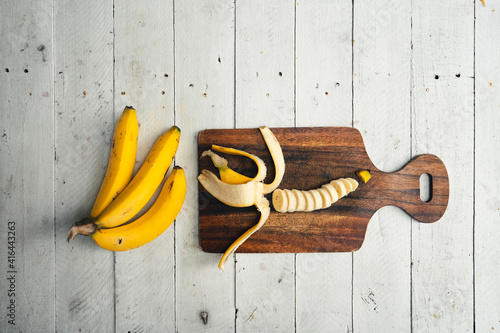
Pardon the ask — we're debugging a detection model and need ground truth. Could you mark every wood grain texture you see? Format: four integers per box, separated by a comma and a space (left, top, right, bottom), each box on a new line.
199, 127, 448, 254
294, 1, 353, 331
352, 0, 412, 332
411, 0, 474, 332
234, 1, 296, 332
2, 0, 498, 331
113, 0, 175, 331
0, 0, 55, 332
174, 0, 236, 331
474, 1, 500, 332
54, 0, 115, 331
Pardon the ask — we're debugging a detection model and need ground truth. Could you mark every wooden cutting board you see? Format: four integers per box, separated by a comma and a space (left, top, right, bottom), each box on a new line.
198, 127, 449, 253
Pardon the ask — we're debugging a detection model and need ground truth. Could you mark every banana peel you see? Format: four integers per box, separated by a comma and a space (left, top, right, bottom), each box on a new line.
198, 126, 285, 269
200, 147, 265, 185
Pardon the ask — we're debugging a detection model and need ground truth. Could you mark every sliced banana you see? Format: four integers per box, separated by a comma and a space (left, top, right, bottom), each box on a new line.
318, 188, 333, 209
272, 189, 287, 213
331, 179, 348, 198
303, 191, 315, 212
272, 176, 363, 213
339, 178, 353, 193
284, 189, 297, 212
309, 189, 323, 210
346, 178, 359, 192
322, 183, 339, 204
293, 189, 306, 211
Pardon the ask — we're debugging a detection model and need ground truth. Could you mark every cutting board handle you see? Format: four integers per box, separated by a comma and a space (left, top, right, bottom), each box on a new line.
379, 154, 449, 223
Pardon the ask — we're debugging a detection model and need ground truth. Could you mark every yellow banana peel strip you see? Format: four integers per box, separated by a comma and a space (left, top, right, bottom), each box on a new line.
218, 197, 270, 270
259, 126, 285, 194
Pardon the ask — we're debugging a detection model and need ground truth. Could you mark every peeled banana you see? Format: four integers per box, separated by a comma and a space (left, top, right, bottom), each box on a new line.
92, 166, 186, 251
273, 178, 359, 213
198, 126, 286, 269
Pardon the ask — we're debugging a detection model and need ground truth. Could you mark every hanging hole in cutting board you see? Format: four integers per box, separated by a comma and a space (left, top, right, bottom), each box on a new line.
420, 173, 432, 202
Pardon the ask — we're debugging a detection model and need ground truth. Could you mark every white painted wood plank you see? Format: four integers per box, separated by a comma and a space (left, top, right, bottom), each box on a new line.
0, 0, 55, 331
174, 1, 236, 331
352, 1, 412, 332
54, 0, 115, 331
113, 1, 176, 332
235, 0, 295, 128
294, 1, 353, 332
474, 2, 500, 332
295, 0, 352, 127
411, 0, 474, 332
234, 1, 295, 332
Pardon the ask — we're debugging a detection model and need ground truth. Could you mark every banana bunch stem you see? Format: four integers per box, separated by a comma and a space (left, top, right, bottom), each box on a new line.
67, 217, 97, 241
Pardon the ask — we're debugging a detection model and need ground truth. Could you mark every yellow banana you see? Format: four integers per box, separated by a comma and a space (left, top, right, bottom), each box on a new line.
67, 125, 181, 241
92, 166, 186, 251
90, 106, 139, 217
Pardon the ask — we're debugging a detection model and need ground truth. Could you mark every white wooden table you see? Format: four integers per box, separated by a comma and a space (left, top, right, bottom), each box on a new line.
1, 0, 498, 332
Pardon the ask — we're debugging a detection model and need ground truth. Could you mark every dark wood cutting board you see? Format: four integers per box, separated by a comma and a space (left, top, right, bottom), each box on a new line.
198, 127, 449, 253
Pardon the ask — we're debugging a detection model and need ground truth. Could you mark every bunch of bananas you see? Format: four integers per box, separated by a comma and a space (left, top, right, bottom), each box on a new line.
67, 106, 186, 252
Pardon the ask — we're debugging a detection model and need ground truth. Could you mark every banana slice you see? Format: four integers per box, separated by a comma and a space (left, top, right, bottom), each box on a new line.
318, 188, 333, 209
322, 183, 339, 204
309, 189, 323, 210
331, 179, 348, 198
293, 189, 306, 211
272, 189, 287, 213
346, 178, 359, 192
339, 178, 353, 193
303, 191, 315, 212
284, 189, 297, 212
